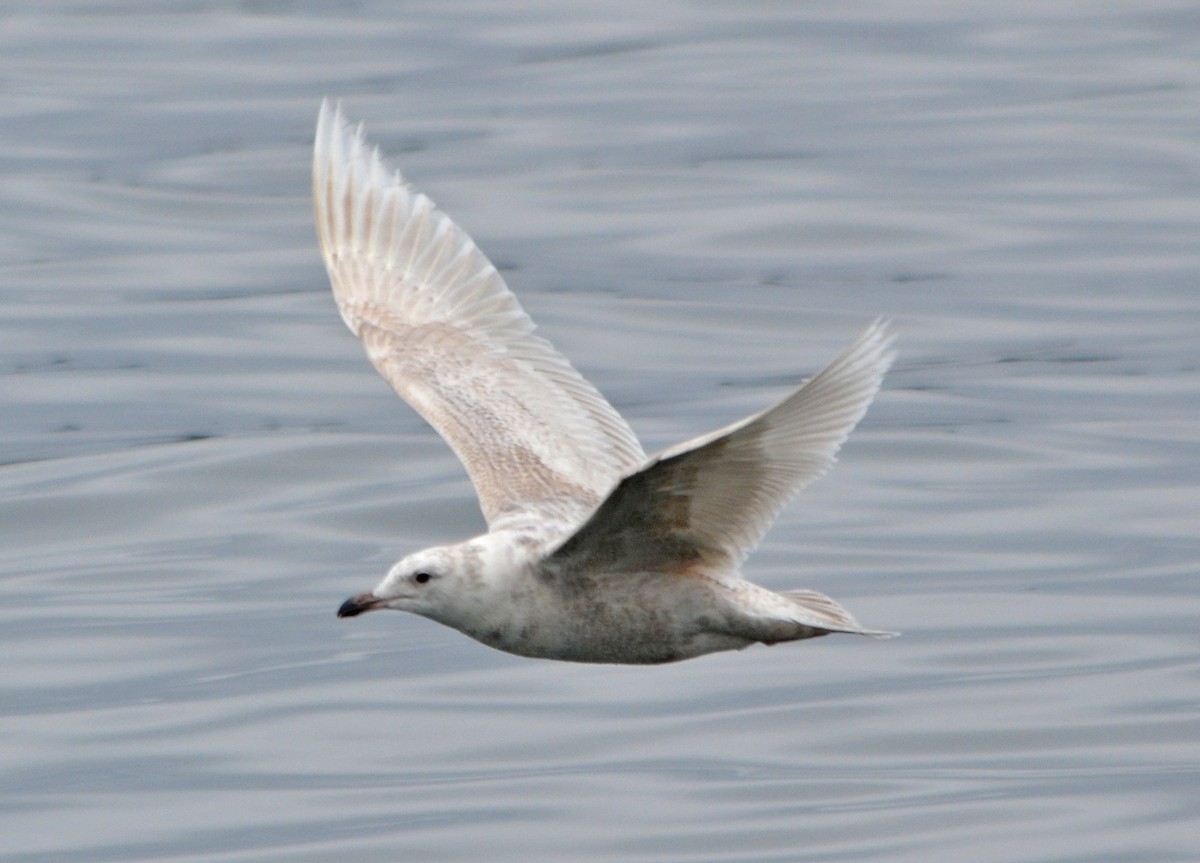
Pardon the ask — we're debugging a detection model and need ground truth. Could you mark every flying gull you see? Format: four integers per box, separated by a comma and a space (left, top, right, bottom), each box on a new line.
315, 101, 896, 664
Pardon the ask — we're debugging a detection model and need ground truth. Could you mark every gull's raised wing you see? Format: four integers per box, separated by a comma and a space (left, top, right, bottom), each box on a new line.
547, 319, 894, 575
314, 101, 645, 527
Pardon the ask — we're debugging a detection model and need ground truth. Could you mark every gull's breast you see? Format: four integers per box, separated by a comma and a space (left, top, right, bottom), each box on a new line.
471, 567, 752, 664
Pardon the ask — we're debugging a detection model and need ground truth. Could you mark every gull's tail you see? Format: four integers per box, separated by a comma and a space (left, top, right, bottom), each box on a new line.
779, 588, 897, 639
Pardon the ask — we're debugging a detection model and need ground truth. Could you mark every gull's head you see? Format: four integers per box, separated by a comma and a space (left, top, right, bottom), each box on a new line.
337, 545, 463, 620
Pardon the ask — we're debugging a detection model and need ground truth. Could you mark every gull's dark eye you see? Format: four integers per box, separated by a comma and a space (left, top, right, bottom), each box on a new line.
414, 572, 432, 584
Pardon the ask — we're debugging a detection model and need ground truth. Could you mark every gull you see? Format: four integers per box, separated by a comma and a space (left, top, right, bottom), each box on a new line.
315, 101, 895, 664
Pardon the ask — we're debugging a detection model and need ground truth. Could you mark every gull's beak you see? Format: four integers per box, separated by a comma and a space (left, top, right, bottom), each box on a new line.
337, 592, 386, 618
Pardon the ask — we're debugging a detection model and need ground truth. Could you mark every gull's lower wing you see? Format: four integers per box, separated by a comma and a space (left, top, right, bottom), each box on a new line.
547, 319, 895, 574
313, 101, 645, 526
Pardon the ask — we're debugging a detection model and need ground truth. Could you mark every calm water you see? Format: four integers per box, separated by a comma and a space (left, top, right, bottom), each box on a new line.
2, 2, 1198, 861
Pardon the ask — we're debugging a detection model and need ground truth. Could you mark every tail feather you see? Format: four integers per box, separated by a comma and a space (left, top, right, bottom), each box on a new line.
780, 588, 897, 638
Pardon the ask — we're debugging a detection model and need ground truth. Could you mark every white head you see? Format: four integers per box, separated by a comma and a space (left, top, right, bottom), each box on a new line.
337, 544, 468, 621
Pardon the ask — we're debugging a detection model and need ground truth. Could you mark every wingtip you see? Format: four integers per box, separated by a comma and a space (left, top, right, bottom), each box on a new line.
317, 97, 346, 126
314, 98, 369, 176
831, 317, 897, 407
861, 316, 899, 368
314, 97, 340, 149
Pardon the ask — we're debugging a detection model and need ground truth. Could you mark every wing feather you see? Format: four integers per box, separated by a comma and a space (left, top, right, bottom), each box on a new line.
313, 101, 645, 526
548, 319, 894, 574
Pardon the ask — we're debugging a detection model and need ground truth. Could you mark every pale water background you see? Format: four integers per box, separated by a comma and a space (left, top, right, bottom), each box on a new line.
2, 2, 1198, 861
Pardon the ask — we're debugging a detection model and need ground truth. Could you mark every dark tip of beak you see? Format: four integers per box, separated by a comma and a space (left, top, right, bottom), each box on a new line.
338, 592, 383, 618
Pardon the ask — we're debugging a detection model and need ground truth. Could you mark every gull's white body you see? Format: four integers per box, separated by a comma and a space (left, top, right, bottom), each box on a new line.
316, 101, 896, 664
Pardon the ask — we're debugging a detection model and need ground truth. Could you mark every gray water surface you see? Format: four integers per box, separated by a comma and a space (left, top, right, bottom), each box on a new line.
2, 2, 1198, 861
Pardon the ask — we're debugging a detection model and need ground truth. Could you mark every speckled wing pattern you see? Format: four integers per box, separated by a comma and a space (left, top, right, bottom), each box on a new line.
548, 319, 895, 576
313, 101, 645, 527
